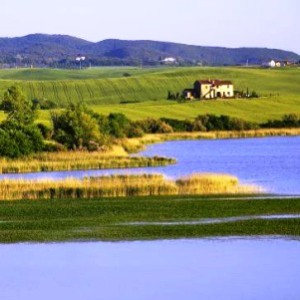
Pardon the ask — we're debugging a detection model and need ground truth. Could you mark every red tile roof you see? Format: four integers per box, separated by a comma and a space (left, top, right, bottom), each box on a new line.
195, 79, 233, 86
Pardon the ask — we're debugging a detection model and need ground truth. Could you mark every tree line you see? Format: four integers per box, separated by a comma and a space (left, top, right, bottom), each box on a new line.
0, 86, 299, 158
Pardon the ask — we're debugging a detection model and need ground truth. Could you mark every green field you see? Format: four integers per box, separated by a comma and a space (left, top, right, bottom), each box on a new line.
0, 66, 299, 123
0, 196, 299, 243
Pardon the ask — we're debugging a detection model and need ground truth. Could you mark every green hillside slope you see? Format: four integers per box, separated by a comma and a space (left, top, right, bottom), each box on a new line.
0, 67, 299, 123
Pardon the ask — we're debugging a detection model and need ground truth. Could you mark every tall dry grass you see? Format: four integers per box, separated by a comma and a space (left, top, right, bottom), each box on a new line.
0, 175, 178, 200
0, 173, 261, 201
151, 128, 300, 142
176, 173, 259, 195
0, 147, 175, 174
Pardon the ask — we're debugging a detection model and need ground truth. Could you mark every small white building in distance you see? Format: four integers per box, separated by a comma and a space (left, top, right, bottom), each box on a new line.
161, 57, 177, 64
263, 60, 293, 68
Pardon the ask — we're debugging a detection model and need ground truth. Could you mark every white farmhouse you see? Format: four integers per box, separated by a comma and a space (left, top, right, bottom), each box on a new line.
194, 80, 234, 99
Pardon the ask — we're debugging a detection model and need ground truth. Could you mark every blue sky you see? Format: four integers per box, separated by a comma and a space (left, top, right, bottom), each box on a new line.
1, 0, 299, 53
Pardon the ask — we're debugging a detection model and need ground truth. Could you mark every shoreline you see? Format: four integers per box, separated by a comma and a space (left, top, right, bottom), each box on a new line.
123, 128, 300, 152
0, 128, 298, 175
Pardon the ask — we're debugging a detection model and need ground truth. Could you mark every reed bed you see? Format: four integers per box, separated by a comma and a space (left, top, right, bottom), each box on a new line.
0, 149, 175, 174
0, 175, 178, 200
176, 173, 259, 195
0, 173, 260, 201
156, 128, 300, 141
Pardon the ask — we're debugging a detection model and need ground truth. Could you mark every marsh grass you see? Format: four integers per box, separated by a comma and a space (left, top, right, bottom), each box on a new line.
176, 174, 259, 195
151, 128, 300, 141
0, 173, 260, 201
0, 148, 175, 174
0, 195, 299, 243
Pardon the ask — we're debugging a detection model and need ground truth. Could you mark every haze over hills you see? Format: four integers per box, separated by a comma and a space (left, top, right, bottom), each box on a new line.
0, 34, 299, 67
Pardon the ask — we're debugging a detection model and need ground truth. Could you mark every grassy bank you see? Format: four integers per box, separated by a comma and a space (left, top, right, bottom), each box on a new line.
0, 128, 298, 174
121, 128, 300, 153
0, 196, 299, 243
0, 174, 259, 201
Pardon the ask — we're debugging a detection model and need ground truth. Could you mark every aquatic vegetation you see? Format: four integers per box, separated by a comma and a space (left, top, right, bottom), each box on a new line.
0, 195, 299, 243
0, 173, 260, 201
0, 148, 175, 174
176, 173, 259, 195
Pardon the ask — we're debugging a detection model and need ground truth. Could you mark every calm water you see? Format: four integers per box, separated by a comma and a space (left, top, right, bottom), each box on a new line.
1, 137, 299, 299
1, 136, 299, 194
0, 238, 299, 300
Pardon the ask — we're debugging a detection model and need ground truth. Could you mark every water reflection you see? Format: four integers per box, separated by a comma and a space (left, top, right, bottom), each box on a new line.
120, 214, 300, 226
0, 238, 299, 300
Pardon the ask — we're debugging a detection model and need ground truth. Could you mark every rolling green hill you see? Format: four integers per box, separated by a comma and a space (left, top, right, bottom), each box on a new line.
0, 66, 299, 123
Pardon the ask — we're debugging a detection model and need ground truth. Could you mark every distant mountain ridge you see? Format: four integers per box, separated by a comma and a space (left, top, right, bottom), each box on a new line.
0, 34, 299, 67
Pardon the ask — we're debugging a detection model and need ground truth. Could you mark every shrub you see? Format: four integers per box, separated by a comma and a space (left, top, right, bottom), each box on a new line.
51, 104, 101, 150
1, 86, 36, 126
43, 141, 67, 152
160, 118, 193, 132
33, 98, 57, 110
127, 126, 145, 138
0, 121, 44, 158
137, 118, 173, 134
108, 113, 132, 138
194, 114, 258, 131
37, 123, 53, 139
262, 114, 300, 128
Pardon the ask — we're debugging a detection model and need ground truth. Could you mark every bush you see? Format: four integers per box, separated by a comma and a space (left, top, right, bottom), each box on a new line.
192, 119, 207, 132
1, 86, 36, 126
37, 123, 53, 139
127, 126, 145, 138
0, 121, 44, 158
160, 118, 193, 132
51, 104, 101, 150
136, 118, 173, 134
43, 141, 67, 152
33, 98, 57, 110
193, 114, 258, 131
107, 113, 132, 138
262, 114, 300, 128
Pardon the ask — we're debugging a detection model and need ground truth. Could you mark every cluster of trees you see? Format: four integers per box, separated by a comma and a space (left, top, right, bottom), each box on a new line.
160, 115, 258, 132
49, 109, 257, 151
262, 114, 300, 128
0, 85, 299, 159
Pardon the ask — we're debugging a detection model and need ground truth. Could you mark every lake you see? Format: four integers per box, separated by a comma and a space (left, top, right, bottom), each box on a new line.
1, 137, 299, 299
0, 238, 299, 300
1, 136, 299, 195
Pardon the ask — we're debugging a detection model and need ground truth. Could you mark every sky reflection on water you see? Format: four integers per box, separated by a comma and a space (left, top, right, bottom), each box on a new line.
0, 238, 300, 300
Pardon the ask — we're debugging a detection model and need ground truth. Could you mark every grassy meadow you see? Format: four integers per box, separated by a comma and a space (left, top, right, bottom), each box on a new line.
0, 66, 299, 123
0, 195, 299, 243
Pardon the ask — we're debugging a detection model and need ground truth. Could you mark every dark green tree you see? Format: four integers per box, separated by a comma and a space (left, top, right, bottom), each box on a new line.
0, 86, 44, 158
51, 104, 101, 150
1, 86, 36, 126
0, 121, 44, 158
